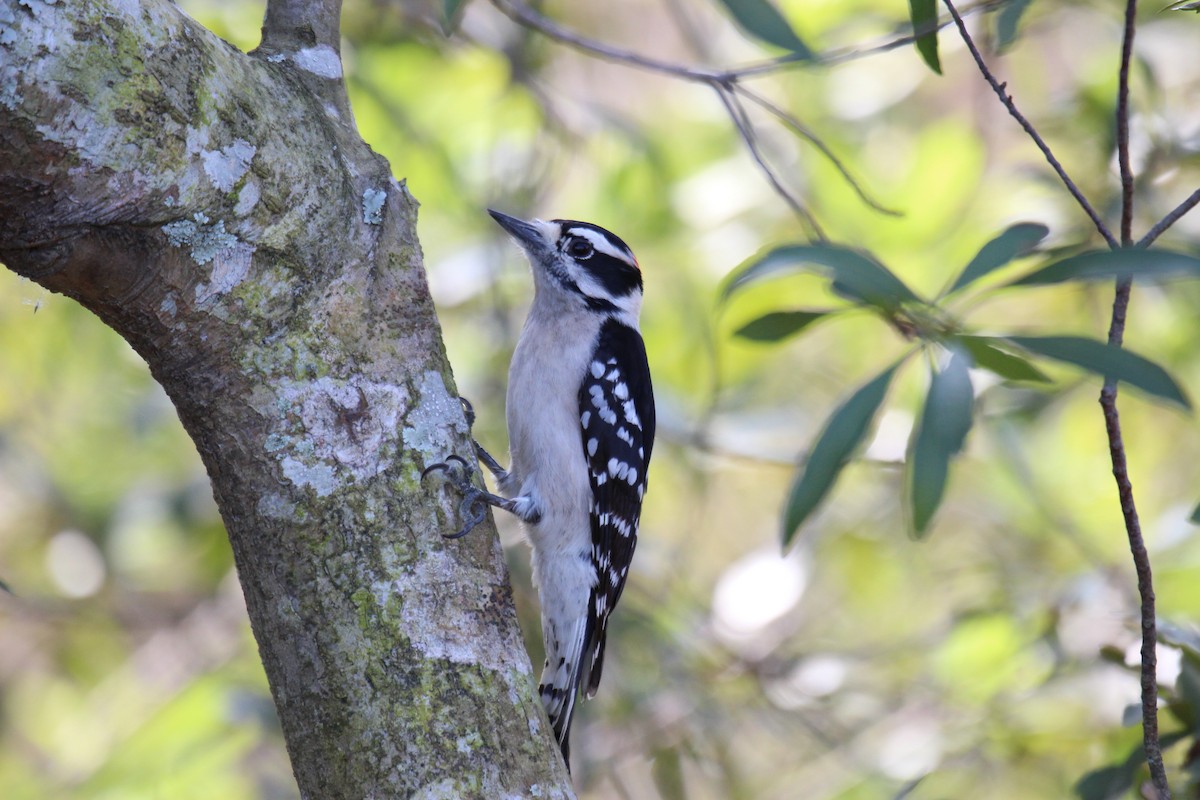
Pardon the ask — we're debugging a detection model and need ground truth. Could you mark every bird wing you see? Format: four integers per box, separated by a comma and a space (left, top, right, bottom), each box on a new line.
577, 318, 655, 698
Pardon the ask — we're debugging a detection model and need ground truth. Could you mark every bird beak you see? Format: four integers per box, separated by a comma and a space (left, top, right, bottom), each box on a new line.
488, 209, 546, 250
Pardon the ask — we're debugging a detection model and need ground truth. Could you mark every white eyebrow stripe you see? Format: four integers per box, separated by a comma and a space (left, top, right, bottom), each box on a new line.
567, 227, 637, 267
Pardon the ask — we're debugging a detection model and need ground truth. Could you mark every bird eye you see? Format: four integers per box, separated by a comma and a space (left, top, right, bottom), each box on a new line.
567, 238, 594, 259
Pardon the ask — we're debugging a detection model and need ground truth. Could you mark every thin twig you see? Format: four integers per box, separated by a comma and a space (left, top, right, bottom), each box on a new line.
491, 0, 1005, 229
493, 0, 832, 232
715, 85, 827, 241
1103, 1, 1170, 796
723, 0, 1003, 77
1138, 187, 1200, 247
492, 0, 726, 83
1117, 9, 1136, 248
942, 0, 1119, 249
495, 0, 999, 82
734, 86, 902, 217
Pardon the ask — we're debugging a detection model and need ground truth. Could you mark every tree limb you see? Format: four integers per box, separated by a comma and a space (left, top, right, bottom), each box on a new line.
0, 1, 572, 795
1105, 1, 1170, 797
1138, 187, 1200, 248
262, 0, 344, 53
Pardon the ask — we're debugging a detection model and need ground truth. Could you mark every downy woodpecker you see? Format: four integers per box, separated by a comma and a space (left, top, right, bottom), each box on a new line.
423, 210, 655, 768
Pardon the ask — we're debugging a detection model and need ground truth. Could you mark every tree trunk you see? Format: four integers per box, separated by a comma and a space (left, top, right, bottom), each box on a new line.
0, 0, 573, 796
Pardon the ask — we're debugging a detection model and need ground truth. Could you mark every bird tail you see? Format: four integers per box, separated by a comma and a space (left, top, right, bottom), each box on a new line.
538, 614, 595, 769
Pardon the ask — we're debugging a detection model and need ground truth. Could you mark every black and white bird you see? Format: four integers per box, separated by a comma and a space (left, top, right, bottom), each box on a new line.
423, 210, 655, 768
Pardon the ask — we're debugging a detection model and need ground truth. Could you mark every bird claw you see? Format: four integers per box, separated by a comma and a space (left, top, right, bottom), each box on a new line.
421, 453, 473, 486
421, 454, 490, 539
459, 396, 476, 429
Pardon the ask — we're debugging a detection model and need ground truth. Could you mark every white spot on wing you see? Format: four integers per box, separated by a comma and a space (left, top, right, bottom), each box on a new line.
623, 400, 641, 428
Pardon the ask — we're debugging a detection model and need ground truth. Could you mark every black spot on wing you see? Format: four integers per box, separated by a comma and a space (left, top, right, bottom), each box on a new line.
577, 317, 655, 697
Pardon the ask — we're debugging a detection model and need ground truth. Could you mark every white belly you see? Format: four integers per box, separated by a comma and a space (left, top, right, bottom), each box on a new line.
505, 311, 598, 585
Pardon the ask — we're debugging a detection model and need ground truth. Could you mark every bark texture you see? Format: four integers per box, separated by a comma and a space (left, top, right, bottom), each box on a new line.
0, 1, 573, 796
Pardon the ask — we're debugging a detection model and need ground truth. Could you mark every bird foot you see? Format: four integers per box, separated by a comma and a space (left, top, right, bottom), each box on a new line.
421, 455, 491, 539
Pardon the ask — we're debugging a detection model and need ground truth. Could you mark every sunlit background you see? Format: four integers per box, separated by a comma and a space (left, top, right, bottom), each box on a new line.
3, 1, 1200, 798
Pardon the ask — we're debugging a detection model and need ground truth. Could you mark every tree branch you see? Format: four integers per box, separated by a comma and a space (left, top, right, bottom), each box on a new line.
944, 0, 1170, 791
1138, 187, 1200, 248
1116, 3, 1136, 249
942, 0, 1119, 249
262, 0, 344, 52
491, 0, 726, 83
257, 0, 354, 121
732, 86, 901, 217
491, 0, 834, 234
1104, 2, 1170, 797
715, 84, 826, 240
0, 1, 571, 795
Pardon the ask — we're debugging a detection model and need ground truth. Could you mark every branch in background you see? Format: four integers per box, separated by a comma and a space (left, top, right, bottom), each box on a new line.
715, 85, 827, 240
490, 0, 864, 236
1116, 3, 1136, 249
945, 0, 1169, 793
491, 0, 726, 82
1138, 187, 1200, 247
942, 0, 1119, 249
733, 86, 901, 217
1102, 1, 1171, 797
489, 0, 1020, 236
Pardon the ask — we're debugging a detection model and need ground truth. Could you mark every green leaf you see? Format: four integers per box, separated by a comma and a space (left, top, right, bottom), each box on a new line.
908, 0, 941, 74
996, 0, 1036, 52
1013, 247, 1200, 286
734, 309, 832, 342
1006, 335, 1192, 409
723, 244, 922, 311
909, 350, 973, 536
946, 222, 1049, 294
957, 335, 1051, 383
1190, 501, 1200, 525
783, 361, 902, 544
441, 0, 469, 34
1075, 759, 1137, 800
713, 0, 813, 56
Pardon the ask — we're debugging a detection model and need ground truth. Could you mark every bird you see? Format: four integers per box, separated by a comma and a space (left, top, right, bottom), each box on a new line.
423, 209, 655, 769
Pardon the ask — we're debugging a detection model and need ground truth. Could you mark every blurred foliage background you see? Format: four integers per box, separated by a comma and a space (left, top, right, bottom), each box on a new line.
3, 0, 1200, 798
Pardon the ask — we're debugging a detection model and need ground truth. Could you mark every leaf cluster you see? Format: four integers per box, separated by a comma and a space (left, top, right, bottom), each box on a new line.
723, 226, 1200, 542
